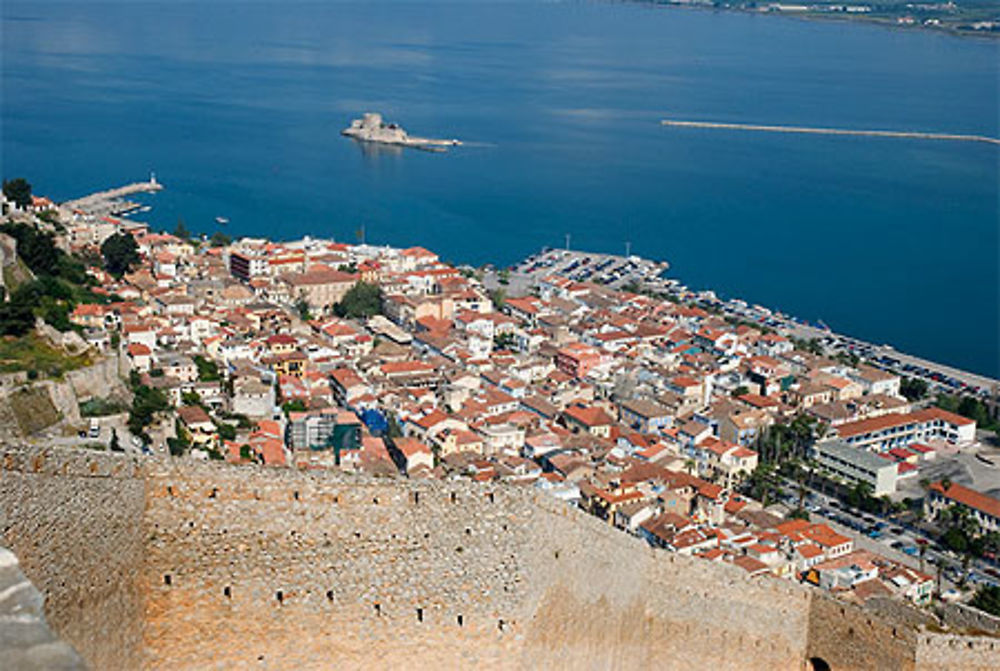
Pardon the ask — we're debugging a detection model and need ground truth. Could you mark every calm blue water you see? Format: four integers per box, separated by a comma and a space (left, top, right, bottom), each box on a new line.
2, 1, 998, 377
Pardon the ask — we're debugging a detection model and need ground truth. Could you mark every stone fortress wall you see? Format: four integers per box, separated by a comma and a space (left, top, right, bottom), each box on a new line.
0, 450, 146, 670
0, 446, 997, 670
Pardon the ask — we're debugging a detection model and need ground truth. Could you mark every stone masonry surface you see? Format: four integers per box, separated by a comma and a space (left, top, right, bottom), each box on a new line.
1, 446, 998, 670
0, 545, 84, 670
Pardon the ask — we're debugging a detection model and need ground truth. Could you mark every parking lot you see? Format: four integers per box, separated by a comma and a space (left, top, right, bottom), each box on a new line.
512, 248, 669, 291
895, 440, 1000, 500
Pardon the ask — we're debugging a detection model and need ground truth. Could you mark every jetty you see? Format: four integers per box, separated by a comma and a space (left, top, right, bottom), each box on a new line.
63, 176, 163, 218
661, 119, 1000, 146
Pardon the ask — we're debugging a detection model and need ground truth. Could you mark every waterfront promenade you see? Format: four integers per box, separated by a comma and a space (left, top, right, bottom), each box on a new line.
788, 322, 1000, 394
661, 119, 1000, 146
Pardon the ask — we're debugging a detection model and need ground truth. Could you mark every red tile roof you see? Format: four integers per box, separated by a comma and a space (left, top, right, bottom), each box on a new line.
930, 481, 1000, 519
563, 404, 614, 428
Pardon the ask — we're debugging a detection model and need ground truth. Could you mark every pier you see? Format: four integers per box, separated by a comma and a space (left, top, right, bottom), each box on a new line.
64, 178, 163, 210
63, 177, 163, 218
661, 119, 1000, 146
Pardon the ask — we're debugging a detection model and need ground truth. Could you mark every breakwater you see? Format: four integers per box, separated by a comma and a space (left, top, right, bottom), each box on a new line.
661, 119, 1000, 146
63, 178, 163, 216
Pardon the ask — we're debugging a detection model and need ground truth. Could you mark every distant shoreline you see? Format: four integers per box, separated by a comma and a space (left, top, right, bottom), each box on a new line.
638, 1, 1000, 39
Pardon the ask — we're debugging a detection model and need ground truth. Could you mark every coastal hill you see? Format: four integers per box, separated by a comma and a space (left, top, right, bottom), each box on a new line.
1, 445, 996, 670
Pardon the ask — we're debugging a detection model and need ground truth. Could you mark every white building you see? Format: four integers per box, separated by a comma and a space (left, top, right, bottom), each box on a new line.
811, 439, 899, 496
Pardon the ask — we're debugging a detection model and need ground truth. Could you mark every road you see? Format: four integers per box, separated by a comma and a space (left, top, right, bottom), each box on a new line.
787, 322, 999, 395
780, 478, 998, 593
33, 415, 156, 457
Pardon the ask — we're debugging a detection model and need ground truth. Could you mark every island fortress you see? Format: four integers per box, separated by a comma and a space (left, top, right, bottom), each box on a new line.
0, 446, 995, 670
341, 112, 461, 150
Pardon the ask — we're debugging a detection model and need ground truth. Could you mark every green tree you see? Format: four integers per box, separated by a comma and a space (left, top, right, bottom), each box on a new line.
899, 377, 928, 402
494, 332, 517, 351
732, 386, 749, 397
957, 396, 994, 429
1, 222, 60, 275
101, 232, 140, 278
127, 383, 171, 440
846, 480, 875, 512
109, 428, 123, 452
935, 393, 960, 413
209, 231, 231, 247
193, 355, 220, 382
791, 337, 823, 355
334, 282, 382, 319
386, 414, 403, 439
217, 422, 236, 441
173, 218, 190, 240
295, 298, 311, 321
970, 585, 1000, 617
282, 399, 306, 415
167, 418, 191, 457
746, 463, 780, 506
835, 351, 860, 367
2, 178, 32, 208
0, 300, 34, 337
488, 288, 506, 310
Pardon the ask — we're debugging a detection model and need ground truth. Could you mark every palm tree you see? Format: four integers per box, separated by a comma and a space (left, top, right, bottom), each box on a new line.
917, 539, 928, 574
959, 554, 972, 588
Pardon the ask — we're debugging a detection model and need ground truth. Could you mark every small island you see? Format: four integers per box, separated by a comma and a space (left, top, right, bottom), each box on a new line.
341, 113, 462, 152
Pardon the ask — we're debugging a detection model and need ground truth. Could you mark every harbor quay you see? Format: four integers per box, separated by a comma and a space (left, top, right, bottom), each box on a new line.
503, 246, 997, 402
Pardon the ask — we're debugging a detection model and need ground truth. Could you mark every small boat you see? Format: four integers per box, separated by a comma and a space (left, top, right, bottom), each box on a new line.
215, 216, 229, 225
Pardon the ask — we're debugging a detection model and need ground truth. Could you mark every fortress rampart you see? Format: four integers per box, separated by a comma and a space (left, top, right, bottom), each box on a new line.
0, 446, 996, 670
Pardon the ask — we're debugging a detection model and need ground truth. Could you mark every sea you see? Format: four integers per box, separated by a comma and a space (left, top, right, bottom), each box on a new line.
2, 1, 998, 377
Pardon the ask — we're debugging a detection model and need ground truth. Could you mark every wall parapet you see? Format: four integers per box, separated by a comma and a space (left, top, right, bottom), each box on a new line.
1, 445, 143, 479
0, 444, 995, 670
